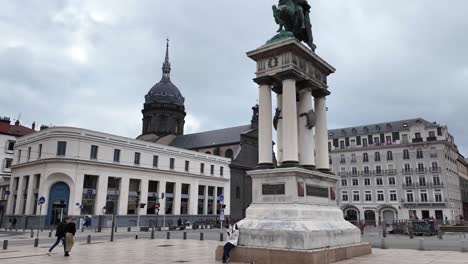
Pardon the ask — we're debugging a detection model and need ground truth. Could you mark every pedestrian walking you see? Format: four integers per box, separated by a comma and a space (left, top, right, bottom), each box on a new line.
47, 220, 67, 256
222, 224, 239, 263
12, 217, 17, 229
64, 217, 77, 257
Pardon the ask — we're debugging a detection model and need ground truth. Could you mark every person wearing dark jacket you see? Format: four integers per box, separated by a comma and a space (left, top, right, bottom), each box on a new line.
64, 218, 77, 257
47, 220, 67, 255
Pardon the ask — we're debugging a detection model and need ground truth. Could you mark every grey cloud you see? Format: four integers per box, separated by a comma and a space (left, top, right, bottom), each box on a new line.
0, 0, 467, 155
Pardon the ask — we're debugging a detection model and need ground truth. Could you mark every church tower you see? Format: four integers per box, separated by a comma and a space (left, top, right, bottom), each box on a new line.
140, 40, 186, 139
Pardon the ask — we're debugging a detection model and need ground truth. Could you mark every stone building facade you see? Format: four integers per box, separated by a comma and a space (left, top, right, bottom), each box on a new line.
6, 127, 230, 228
457, 154, 468, 219
0, 117, 35, 227
329, 118, 462, 225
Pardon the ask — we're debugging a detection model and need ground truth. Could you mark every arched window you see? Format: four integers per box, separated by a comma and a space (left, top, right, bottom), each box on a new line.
374, 152, 381, 162
403, 149, 410, 160
363, 153, 369, 162
225, 149, 234, 159
235, 186, 241, 199
416, 148, 423, 159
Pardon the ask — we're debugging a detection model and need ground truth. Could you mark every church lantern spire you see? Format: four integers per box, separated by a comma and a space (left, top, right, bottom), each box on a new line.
162, 38, 171, 78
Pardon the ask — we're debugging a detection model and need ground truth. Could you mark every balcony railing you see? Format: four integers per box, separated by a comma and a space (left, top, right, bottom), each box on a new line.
412, 138, 424, 143
429, 167, 441, 173
427, 137, 437, 142
401, 198, 447, 206
387, 169, 397, 175
402, 182, 444, 189
416, 168, 426, 174
429, 182, 444, 188
402, 169, 413, 175
402, 183, 416, 189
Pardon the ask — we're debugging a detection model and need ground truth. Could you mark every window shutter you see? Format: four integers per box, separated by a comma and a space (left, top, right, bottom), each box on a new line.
392, 132, 400, 141
333, 138, 339, 147
345, 137, 350, 147
437, 127, 442, 136
368, 135, 373, 144
380, 133, 385, 143
356, 136, 361, 145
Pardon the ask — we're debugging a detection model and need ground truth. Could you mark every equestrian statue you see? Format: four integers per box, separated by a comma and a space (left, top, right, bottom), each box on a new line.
272, 0, 316, 51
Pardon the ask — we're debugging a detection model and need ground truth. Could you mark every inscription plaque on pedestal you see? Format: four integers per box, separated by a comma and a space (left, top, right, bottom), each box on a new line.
306, 185, 328, 198
262, 184, 285, 195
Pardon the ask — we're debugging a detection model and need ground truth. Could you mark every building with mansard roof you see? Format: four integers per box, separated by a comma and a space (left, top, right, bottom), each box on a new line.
329, 118, 462, 225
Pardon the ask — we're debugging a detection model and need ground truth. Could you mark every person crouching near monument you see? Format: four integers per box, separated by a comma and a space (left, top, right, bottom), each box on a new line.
222, 224, 239, 263
64, 217, 77, 257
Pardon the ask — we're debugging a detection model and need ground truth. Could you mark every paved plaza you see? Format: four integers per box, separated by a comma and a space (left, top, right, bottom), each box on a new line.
0, 237, 467, 264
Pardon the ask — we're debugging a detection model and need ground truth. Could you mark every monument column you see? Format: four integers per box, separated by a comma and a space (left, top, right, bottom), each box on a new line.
298, 88, 315, 168
281, 79, 299, 165
258, 84, 273, 168
314, 96, 329, 170
276, 94, 283, 165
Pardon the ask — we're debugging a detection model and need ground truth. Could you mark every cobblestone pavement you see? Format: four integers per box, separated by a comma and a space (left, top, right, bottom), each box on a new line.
0, 238, 467, 264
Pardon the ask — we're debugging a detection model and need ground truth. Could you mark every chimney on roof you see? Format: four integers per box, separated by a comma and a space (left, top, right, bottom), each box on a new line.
32, 122, 36, 130
15, 120, 20, 126
40, 125, 49, 131
0, 117, 10, 124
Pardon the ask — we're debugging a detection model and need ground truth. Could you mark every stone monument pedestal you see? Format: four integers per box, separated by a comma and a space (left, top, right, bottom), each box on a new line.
218, 168, 371, 263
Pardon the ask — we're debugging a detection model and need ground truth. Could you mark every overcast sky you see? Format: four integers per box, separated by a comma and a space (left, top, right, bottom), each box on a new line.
1, 0, 467, 155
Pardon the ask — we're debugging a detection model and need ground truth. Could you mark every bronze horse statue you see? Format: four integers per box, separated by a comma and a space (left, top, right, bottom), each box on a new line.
273, 0, 316, 51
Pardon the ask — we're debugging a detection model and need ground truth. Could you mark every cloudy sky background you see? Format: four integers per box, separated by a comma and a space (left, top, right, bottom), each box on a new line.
1, 0, 467, 154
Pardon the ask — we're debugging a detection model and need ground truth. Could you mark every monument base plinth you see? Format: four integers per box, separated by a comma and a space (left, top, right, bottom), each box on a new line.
215, 243, 371, 264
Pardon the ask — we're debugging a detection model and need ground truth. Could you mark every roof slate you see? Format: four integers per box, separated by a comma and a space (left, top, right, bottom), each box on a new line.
170, 125, 251, 149
328, 118, 437, 139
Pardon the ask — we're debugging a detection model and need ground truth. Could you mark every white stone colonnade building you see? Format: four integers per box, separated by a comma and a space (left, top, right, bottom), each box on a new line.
6, 127, 230, 227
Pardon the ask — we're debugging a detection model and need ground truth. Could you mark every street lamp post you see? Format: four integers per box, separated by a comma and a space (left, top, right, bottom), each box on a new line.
110, 191, 119, 242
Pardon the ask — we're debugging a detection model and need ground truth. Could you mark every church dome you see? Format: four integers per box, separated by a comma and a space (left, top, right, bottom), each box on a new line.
145, 77, 185, 106
145, 40, 185, 106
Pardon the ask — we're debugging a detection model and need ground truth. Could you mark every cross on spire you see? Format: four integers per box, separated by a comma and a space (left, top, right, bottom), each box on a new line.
162, 38, 171, 78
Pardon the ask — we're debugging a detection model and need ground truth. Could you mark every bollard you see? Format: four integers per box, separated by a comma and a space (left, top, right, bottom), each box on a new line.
82, 227, 84, 233
438, 230, 443, 240
115, 227, 117, 233
461, 240, 467, 253
183, 232, 187, 240
418, 238, 424, 251
34, 238, 39, 248
380, 238, 387, 249
200, 232, 204, 241
30, 229, 34, 238
49, 231, 52, 238
219, 232, 224, 242
166, 232, 170, 240
3, 240, 7, 250
87, 235, 91, 244
127, 227, 131, 232
135, 235, 138, 240
151, 230, 155, 240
